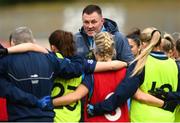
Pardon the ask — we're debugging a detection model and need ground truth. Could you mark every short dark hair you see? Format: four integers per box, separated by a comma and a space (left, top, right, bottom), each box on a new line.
176, 39, 180, 53
82, 4, 102, 15
126, 28, 141, 47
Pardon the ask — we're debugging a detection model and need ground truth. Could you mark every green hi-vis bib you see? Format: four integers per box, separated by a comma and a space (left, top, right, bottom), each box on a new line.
52, 53, 82, 122
130, 55, 178, 122
175, 105, 180, 122
55, 53, 63, 59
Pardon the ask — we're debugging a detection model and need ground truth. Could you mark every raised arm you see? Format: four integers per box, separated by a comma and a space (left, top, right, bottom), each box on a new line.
53, 84, 88, 106
95, 60, 127, 72
7, 43, 48, 54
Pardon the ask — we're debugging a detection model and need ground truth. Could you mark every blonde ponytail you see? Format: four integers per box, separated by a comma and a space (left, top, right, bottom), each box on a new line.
131, 28, 161, 76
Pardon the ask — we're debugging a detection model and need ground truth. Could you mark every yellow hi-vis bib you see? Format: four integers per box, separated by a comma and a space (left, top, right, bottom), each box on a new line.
130, 55, 178, 122
52, 53, 82, 122
175, 105, 180, 122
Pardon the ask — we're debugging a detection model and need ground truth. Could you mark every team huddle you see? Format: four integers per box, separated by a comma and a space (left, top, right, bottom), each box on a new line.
0, 4, 180, 122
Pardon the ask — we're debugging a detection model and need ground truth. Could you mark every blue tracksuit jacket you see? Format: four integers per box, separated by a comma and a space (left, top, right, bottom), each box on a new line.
0, 52, 85, 121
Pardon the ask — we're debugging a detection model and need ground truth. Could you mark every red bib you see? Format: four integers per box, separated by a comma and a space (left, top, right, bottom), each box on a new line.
0, 98, 8, 121
84, 68, 129, 122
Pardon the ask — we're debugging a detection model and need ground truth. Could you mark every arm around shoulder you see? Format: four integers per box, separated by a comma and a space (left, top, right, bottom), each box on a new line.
8, 43, 48, 54
53, 84, 89, 106
133, 89, 164, 107
95, 60, 127, 72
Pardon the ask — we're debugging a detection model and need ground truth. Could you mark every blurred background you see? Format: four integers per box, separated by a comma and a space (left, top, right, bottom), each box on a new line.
0, 0, 180, 48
